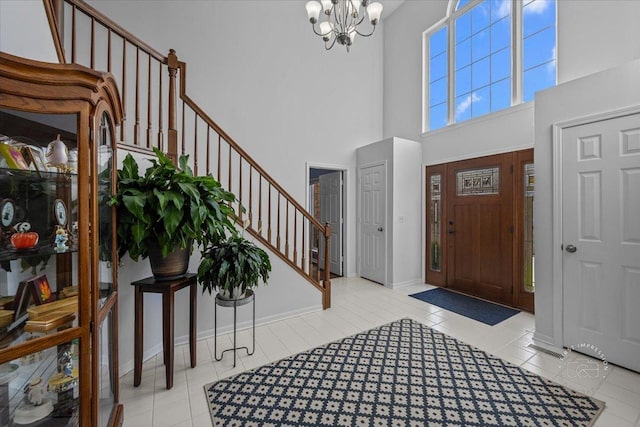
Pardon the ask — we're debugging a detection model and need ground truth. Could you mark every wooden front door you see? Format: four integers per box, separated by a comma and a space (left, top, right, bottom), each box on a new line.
446, 153, 514, 305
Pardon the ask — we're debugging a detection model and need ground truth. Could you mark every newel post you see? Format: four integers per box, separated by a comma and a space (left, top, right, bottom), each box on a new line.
323, 222, 332, 309
167, 49, 179, 163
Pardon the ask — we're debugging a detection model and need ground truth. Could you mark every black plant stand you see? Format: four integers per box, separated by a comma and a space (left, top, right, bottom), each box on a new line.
214, 290, 255, 367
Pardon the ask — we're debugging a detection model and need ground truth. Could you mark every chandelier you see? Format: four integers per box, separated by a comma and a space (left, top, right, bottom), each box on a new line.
305, 0, 384, 51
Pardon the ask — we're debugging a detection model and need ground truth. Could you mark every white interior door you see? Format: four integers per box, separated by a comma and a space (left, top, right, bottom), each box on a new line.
319, 171, 343, 276
360, 163, 386, 285
562, 112, 640, 372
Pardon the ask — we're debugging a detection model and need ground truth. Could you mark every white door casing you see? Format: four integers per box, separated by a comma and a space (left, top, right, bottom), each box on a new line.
359, 163, 386, 285
319, 171, 343, 276
560, 112, 640, 373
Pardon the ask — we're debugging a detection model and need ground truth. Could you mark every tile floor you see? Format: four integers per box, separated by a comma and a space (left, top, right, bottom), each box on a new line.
119, 277, 640, 427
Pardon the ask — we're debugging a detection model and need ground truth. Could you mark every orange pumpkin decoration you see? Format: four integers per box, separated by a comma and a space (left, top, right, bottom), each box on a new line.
11, 232, 39, 249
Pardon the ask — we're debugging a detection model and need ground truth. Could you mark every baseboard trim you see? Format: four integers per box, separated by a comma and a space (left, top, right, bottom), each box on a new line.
120, 343, 163, 378
532, 332, 563, 354
388, 279, 422, 290
119, 303, 323, 378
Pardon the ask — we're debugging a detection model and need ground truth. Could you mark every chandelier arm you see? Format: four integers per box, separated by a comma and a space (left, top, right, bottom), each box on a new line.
341, 2, 350, 33
354, 25, 376, 37
312, 23, 324, 37
331, 5, 343, 35
325, 36, 338, 50
312, 22, 334, 37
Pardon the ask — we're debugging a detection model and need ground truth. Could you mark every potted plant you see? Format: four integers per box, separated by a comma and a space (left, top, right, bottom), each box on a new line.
198, 234, 271, 299
109, 148, 237, 280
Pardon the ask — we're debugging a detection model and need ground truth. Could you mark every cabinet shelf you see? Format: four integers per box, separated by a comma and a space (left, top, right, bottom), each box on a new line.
0, 245, 78, 263
0, 168, 77, 182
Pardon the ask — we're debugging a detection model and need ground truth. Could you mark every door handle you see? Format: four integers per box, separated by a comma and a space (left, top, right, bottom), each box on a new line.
447, 230, 455, 234
565, 244, 577, 253
378, 227, 383, 232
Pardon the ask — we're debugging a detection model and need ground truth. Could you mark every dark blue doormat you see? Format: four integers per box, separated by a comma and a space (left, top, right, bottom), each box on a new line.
410, 288, 520, 326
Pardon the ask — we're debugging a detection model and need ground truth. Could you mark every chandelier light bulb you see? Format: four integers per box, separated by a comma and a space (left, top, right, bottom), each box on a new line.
367, 2, 383, 25
306, 1, 322, 23
321, 0, 333, 13
319, 22, 333, 40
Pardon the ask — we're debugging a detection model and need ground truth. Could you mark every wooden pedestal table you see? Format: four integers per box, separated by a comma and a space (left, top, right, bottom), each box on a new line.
132, 274, 197, 390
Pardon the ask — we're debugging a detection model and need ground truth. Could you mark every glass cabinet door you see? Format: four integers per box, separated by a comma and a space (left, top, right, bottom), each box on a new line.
94, 110, 119, 427
0, 108, 84, 426
97, 112, 115, 308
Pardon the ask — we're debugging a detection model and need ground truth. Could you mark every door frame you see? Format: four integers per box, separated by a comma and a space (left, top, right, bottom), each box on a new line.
306, 162, 348, 277
551, 105, 640, 348
357, 160, 388, 286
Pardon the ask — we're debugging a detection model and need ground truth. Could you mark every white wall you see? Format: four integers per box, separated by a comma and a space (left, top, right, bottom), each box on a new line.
355, 137, 422, 288
391, 138, 422, 287
383, 0, 640, 163
557, 0, 640, 84
383, 0, 640, 347
77, 0, 384, 372
86, 0, 384, 280
383, 0, 448, 142
533, 59, 640, 348
0, 0, 58, 63
2, 0, 384, 376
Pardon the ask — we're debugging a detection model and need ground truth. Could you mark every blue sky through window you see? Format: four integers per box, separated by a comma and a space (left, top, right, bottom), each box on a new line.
429, 26, 448, 130
427, 0, 556, 131
453, 0, 511, 121
523, 0, 556, 101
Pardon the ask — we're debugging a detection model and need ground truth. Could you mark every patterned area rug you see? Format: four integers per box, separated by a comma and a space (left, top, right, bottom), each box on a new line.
205, 319, 604, 426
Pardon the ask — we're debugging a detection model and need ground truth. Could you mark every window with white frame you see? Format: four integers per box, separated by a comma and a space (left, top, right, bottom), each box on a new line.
425, 0, 556, 132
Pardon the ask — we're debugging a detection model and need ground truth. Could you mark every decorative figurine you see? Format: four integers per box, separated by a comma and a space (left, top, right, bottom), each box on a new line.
45, 134, 68, 170
71, 221, 79, 239
24, 378, 45, 406
58, 350, 73, 378
48, 349, 79, 419
54, 226, 69, 252
13, 377, 53, 424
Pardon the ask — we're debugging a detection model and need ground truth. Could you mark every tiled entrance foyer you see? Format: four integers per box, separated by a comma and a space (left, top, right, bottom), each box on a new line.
120, 278, 640, 427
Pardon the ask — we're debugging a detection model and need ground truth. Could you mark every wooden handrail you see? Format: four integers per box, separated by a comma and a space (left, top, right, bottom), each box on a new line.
45, 0, 66, 63
60, 0, 166, 62
168, 51, 331, 307
171, 55, 326, 232
49, 0, 332, 309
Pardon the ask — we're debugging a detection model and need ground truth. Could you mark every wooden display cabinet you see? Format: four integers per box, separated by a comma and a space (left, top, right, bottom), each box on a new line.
0, 52, 123, 426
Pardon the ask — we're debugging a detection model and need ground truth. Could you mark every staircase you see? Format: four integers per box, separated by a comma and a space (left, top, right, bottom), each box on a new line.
47, 0, 332, 308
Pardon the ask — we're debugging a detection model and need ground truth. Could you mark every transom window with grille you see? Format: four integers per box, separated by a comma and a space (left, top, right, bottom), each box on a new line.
425, 0, 556, 132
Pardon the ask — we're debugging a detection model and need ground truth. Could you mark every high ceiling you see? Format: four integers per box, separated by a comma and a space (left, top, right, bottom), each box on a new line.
380, 0, 405, 19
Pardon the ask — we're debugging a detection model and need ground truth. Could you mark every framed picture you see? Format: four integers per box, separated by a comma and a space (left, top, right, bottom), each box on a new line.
27, 275, 55, 304
53, 199, 68, 227
13, 280, 35, 319
0, 198, 16, 229
0, 144, 29, 170
21, 146, 48, 174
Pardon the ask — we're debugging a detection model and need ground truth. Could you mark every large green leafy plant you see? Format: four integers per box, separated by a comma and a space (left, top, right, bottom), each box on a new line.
198, 235, 271, 297
109, 148, 237, 261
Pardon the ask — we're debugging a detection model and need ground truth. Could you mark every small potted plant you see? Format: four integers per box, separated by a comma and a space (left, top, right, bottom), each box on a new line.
109, 148, 237, 280
198, 234, 271, 299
